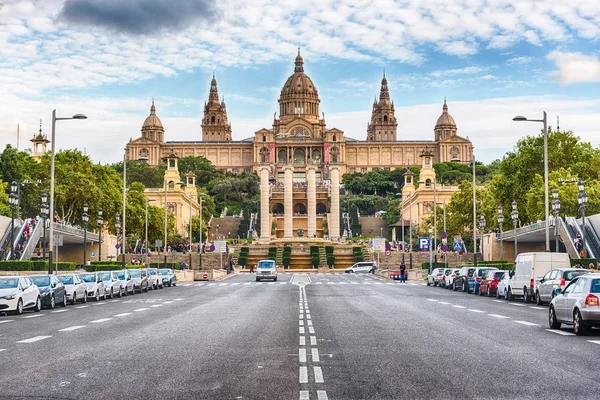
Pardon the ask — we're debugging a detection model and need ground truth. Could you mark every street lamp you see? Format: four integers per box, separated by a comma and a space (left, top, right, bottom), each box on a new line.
41, 192, 49, 261
511, 200, 519, 258
145, 198, 155, 267
552, 189, 560, 252
9, 181, 19, 260
82, 202, 89, 266
48, 110, 87, 274
497, 205, 504, 261
199, 197, 206, 269
479, 213, 486, 260
513, 112, 549, 252
97, 208, 103, 262
577, 180, 588, 258
115, 213, 121, 261
428, 228, 433, 274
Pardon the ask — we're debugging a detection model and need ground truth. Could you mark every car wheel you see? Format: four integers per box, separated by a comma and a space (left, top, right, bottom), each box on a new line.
118, 287, 123, 298
256, 278, 260, 282
496, 289, 500, 299
82, 293, 88, 303
452, 282, 457, 291
548, 306, 561, 329
427, 280, 431, 286
573, 310, 589, 336
524, 287, 532, 303
144, 284, 149, 292
274, 277, 278, 282
507, 288, 514, 301
95, 290, 100, 301
61, 294, 67, 307
487, 288, 491, 297
109, 289, 113, 299
49, 295, 55, 309
71, 292, 77, 305
463, 282, 467, 292
15, 299, 24, 315
535, 291, 543, 305
33, 296, 42, 312
173, 281, 176, 287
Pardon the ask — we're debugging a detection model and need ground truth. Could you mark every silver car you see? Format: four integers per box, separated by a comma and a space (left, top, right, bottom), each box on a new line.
536, 268, 589, 305
115, 270, 135, 296
98, 271, 123, 298
57, 274, 88, 304
147, 268, 164, 289
549, 273, 600, 335
79, 273, 106, 301
129, 269, 150, 293
159, 268, 176, 287
256, 259, 277, 282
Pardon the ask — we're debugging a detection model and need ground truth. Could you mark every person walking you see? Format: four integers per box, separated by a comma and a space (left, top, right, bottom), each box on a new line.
400, 262, 407, 283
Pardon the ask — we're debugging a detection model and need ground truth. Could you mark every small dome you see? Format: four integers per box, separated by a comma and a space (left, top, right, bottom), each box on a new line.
435, 98, 456, 128
142, 100, 163, 129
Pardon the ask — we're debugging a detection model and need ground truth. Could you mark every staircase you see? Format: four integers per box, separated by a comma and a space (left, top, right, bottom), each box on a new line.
318, 247, 328, 267
361, 247, 372, 261
19, 220, 45, 261
276, 247, 283, 266
5, 218, 31, 260
231, 247, 241, 265
0, 220, 20, 260
210, 216, 242, 240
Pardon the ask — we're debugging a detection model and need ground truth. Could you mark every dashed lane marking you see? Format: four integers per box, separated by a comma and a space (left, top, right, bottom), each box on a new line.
317, 391, 329, 400
315, 282, 323, 285
51, 309, 68, 313
299, 320, 304, 326
0, 349, 5, 352
310, 336, 317, 346
300, 390, 309, 400
299, 348, 307, 363
150, 304, 163, 308
299, 366, 308, 383
588, 340, 600, 345
134, 308, 150, 312
514, 321, 539, 327
312, 348, 320, 362
493, 300, 504, 303
163, 301, 173, 304
58, 325, 85, 332
488, 314, 510, 319
468, 309, 485, 313
108, 300, 120, 303
114, 313, 132, 317
17, 335, 52, 343
0, 320, 14, 324
546, 329, 575, 336
509, 303, 526, 307
174, 298, 184, 301
22, 314, 43, 319
314, 366, 324, 383
75, 305, 90, 309
232, 283, 240, 286
426, 299, 438, 302
181, 284, 192, 287
452, 305, 466, 308
438, 302, 451, 305
530, 306, 545, 310
89, 318, 112, 323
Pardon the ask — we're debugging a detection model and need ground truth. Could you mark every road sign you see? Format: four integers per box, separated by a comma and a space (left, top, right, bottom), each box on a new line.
385, 250, 391, 256
54, 235, 63, 247
373, 237, 386, 252
91, 252, 95, 257
202, 273, 208, 280
155, 240, 162, 248
453, 241, 462, 251
209, 244, 215, 252
385, 242, 391, 251
214, 240, 227, 253
441, 232, 447, 239
418, 237, 430, 251
441, 244, 448, 252
115, 243, 120, 249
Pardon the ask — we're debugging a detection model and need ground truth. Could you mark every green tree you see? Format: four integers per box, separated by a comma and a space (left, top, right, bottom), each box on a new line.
0, 145, 43, 218
0, 181, 9, 216
178, 156, 218, 187
111, 160, 165, 189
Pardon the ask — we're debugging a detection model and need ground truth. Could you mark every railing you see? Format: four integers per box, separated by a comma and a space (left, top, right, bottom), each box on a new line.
5, 218, 31, 260
502, 221, 547, 239
19, 219, 45, 261
584, 224, 600, 259
557, 217, 579, 258
0, 221, 17, 260
565, 217, 596, 259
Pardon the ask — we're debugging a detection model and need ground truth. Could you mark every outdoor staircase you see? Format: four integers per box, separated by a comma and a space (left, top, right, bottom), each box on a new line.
361, 247, 372, 261
276, 247, 283, 266
318, 247, 328, 267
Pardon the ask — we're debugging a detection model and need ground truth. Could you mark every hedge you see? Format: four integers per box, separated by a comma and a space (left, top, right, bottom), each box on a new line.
326, 255, 335, 268
325, 246, 334, 255
352, 246, 364, 262
421, 262, 446, 270
0, 260, 76, 272
573, 258, 598, 268
282, 256, 291, 268
267, 247, 277, 261
311, 256, 320, 268
83, 262, 180, 272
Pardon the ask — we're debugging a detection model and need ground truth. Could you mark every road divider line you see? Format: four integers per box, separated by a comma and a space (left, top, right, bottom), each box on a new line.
438, 302, 451, 305
0, 320, 14, 324
452, 305, 466, 309
299, 320, 304, 326
17, 335, 52, 343
306, 315, 311, 320
312, 348, 320, 362
163, 301, 173, 304
300, 336, 305, 346
509, 303, 526, 307
307, 320, 313, 326
150, 304, 163, 308
21, 314, 43, 319
426, 299, 438, 302
75, 305, 90, 309
317, 391, 329, 400
92, 302, 107, 306
514, 321, 539, 327
0, 349, 5, 352
90, 318, 112, 323
134, 308, 150, 312
310, 336, 317, 346
488, 314, 510, 319
114, 313, 132, 317
58, 325, 85, 332
299, 390, 309, 400
299, 366, 308, 383
51, 309, 68, 313
492, 300, 504, 303
530, 306, 545, 310
174, 298, 183, 301
546, 329, 575, 336
108, 300, 120, 303
314, 366, 324, 383
299, 348, 307, 363
468, 309, 485, 313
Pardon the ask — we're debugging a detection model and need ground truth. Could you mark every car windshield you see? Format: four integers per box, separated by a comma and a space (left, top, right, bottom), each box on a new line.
258, 261, 275, 269
58, 276, 74, 285
591, 279, 600, 293
494, 272, 505, 279
160, 269, 171, 274
0, 278, 19, 289
563, 270, 587, 280
30, 276, 50, 287
129, 270, 141, 278
149, 270, 157, 275
116, 272, 126, 280
80, 274, 96, 283
99, 273, 111, 281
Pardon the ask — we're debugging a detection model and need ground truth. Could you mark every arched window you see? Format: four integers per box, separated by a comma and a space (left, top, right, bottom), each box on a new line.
211, 116, 215, 124
293, 203, 307, 214
383, 115, 388, 122
330, 146, 339, 163
271, 203, 284, 214
311, 149, 321, 163
332, 134, 336, 142
425, 179, 431, 187
168, 180, 175, 190
278, 149, 287, 164
316, 203, 327, 214
294, 148, 305, 163
260, 147, 269, 163
263, 135, 266, 142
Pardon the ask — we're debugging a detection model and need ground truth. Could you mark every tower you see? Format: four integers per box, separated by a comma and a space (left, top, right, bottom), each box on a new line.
30, 120, 50, 162
367, 72, 397, 141
141, 99, 165, 142
201, 73, 232, 141
162, 147, 182, 191
434, 98, 457, 141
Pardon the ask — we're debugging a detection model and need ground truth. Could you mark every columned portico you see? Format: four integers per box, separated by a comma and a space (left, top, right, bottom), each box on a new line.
307, 165, 317, 238
330, 166, 341, 241
284, 165, 294, 238
259, 166, 270, 242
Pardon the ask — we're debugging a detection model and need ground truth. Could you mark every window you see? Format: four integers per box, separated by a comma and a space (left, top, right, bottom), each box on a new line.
425, 179, 431, 187
542, 271, 553, 281
564, 279, 579, 294
333, 134, 336, 142
263, 135, 266, 142
361, 168, 367, 173
211, 116, 215, 124
549, 270, 559, 280
591, 279, 600, 293
572, 278, 586, 294
384, 115, 388, 122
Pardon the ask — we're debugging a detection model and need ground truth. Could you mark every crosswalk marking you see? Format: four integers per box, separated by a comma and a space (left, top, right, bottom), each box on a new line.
587, 340, 600, 345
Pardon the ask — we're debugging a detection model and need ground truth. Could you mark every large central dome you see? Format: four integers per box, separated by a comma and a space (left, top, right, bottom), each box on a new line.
280, 50, 318, 98
278, 50, 321, 123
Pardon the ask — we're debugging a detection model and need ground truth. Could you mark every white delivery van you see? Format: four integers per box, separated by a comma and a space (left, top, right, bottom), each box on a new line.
507, 252, 570, 303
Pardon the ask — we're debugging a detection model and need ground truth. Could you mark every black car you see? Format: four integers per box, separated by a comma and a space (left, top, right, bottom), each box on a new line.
29, 275, 67, 309
452, 266, 475, 292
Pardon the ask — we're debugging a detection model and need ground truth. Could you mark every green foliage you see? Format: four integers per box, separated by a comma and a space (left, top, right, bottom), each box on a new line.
421, 262, 446, 270
0, 145, 42, 218
0, 180, 9, 216
177, 156, 217, 187
238, 247, 250, 266
111, 160, 165, 189
326, 255, 335, 268
0, 261, 76, 271
325, 246, 333, 255
342, 167, 419, 196
433, 161, 497, 185
311, 256, 320, 268
352, 246, 364, 262
267, 247, 277, 261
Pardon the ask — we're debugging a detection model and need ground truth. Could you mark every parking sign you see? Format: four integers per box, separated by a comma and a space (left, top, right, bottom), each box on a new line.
418, 237, 430, 251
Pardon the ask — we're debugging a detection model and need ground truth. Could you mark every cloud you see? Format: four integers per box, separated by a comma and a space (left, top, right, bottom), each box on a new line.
58, 0, 220, 35
507, 56, 534, 65
430, 66, 490, 78
547, 51, 600, 84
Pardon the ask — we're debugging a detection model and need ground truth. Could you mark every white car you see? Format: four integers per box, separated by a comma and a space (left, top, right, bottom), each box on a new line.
57, 274, 88, 304
427, 268, 445, 286
79, 272, 106, 301
496, 273, 511, 299
98, 271, 123, 298
345, 261, 377, 274
256, 259, 278, 281
147, 268, 164, 289
445, 269, 461, 289
115, 270, 135, 296
0, 276, 41, 315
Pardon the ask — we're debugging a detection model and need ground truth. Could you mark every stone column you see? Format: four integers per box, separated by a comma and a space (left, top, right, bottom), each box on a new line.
284, 165, 294, 238
330, 166, 340, 241
307, 165, 317, 238
259, 166, 270, 242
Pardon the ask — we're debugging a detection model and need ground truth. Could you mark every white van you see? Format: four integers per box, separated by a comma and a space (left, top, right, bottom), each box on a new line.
507, 252, 570, 303
345, 261, 377, 274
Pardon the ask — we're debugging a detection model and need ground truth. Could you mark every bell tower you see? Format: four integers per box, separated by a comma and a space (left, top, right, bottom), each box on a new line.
201, 73, 232, 141
30, 119, 50, 162
367, 72, 397, 141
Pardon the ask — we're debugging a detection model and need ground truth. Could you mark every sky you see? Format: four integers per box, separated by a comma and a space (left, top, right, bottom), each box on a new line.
0, 0, 599, 165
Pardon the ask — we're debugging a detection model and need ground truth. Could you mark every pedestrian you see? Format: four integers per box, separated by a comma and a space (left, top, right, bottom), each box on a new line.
575, 260, 582, 268
400, 262, 407, 283
589, 263, 596, 271
250, 263, 255, 273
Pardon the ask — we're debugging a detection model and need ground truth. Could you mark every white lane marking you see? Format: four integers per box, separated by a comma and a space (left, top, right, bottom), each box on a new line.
108, 300, 120, 303
114, 313, 132, 317
163, 301, 173, 304
174, 298, 183, 301
374, 282, 383, 285
339, 282, 347, 285
307, 320, 313, 326
386, 282, 394, 285
0, 349, 5, 352
219, 283, 228, 286
0, 320, 15, 324
468, 309, 485, 313
268, 282, 275, 285
299, 348, 307, 363
279, 282, 288, 284
299, 390, 309, 400
317, 391, 329, 400
426, 299, 438, 302
182, 284, 192, 287
350, 281, 359, 284
150, 304, 163, 308
22, 314, 43, 319
299, 327, 305, 334
438, 302, 451, 305
488, 314, 510, 319
300, 336, 305, 346
208, 283, 217, 286
90, 318, 112, 323
452, 305, 466, 309
58, 325, 85, 332
310, 336, 317, 346
327, 282, 335, 285
493, 300, 504, 303
299, 366, 308, 383
75, 305, 90, 309
309, 327, 315, 334
232, 283, 240, 286
546, 329, 575, 336
51, 309, 68, 313
92, 302, 107, 305
514, 321, 539, 327
530, 306, 545, 310
587, 340, 600, 345
134, 308, 150, 312
312, 348, 320, 362
509, 303, 526, 307
17, 335, 52, 343
299, 320, 304, 326
315, 282, 323, 285
306, 314, 311, 320
314, 366, 324, 383
362, 282, 371, 285
244, 282, 252, 285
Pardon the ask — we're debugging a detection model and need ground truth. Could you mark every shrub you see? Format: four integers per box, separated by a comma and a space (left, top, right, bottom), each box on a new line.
238, 256, 248, 267
326, 255, 335, 268
311, 256, 320, 268
325, 246, 334, 255
282, 256, 291, 268
267, 247, 277, 261
0, 260, 76, 272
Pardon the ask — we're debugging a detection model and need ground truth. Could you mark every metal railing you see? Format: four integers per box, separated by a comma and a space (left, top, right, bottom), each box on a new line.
5, 218, 31, 260
19, 219, 45, 261
501, 220, 547, 239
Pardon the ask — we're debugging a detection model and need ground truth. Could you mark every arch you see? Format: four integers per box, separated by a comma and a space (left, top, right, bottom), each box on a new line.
330, 146, 339, 163
383, 115, 388, 122
425, 179, 431, 187
311, 149, 321, 162
278, 149, 287, 163
262, 134, 266, 142
271, 203, 284, 214
168, 180, 175, 190
332, 134, 336, 142
294, 148, 305, 163
316, 203, 327, 214
293, 202, 306, 214
211, 115, 215, 124
260, 146, 269, 163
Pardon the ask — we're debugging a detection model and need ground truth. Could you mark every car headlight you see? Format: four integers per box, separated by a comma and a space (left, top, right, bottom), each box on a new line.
4, 292, 18, 300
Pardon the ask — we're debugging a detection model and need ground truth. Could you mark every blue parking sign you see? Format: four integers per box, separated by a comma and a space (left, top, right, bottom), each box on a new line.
453, 241, 462, 251
418, 237, 430, 251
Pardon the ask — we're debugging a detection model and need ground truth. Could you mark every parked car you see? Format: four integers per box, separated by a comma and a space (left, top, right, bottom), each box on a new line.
30, 275, 67, 309
57, 274, 88, 304
256, 259, 278, 282
453, 266, 475, 292
79, 272, 106, 301
98, 271, 123, 298
160, 268, 177, 287
549, 274, 600, 335
129, 269, 149, 293
468, 267, 498, 294
147, 268, 164, 289
496, 273, 511, 299
427, 268, 445, 286
508, 252, 570, 302
345, 261, 377, 274
0, 276, 41, 315
535, 268, 589, 305
439, 268, 453, 288
115, 270, 135, 296
445, 269, 461, 290
479, 270, 506, 297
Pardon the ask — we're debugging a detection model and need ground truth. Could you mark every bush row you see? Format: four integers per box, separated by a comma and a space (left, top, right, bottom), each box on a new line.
0, 260, 77, 271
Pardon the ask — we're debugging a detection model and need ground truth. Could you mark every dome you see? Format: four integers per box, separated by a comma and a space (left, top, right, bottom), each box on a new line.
280, 49, 318, 98
435, 98, 456, 128
142, 101, 163, 129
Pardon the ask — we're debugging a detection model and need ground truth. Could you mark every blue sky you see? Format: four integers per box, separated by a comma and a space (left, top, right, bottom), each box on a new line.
0, 0, 599, 164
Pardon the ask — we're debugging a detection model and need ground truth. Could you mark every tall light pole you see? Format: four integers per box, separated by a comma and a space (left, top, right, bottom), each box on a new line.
82, 202, 89, 266
48, 110, 87, 274
97, 208, 103, 262
121, 150, 127, 269
552, 189, 560, 252
472, 153, 477, 264
115, 213, 121, 261
497, 205, 504, 261
428, 228, 433, 273
578, 180, 588, 258
433, 179, 437, 252
164, 179, 168, 267
511, 200, 519, 259
513, 112, 549, 252
144, 198, 156, 267
9, 181, 19, 260
41, 192, 49, 261
479, 213, 486, 261
198, 195, 207, 269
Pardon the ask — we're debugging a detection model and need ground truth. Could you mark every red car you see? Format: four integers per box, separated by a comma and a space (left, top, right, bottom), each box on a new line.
479, 270, 506, 297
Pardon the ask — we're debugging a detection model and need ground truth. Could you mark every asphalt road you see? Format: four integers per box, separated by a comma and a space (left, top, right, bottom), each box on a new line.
1, 273, 599, 400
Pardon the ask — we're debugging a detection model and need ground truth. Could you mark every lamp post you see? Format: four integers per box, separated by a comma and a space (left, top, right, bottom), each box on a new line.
9, 181, 19, 260
479, 213, 486, 261
511, 200, 519, 258
121, 150, 127, 270
199, 198, 205, 269
577, 180, 588, 258
513, 112, 549, 252
82, 202, 89, 266
115, 213, 121, 261
497, 205, 504, 261
97, 208, 103, 262
428, 228, 433, 274
552, 189, 560, 252
48, 110, 87, 275
145, 198, 155, 267
41, 192, 49, 261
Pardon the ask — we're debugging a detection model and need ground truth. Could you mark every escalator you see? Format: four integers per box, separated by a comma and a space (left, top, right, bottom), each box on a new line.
583, 223, 600, 261
557, 217, 579, 259
4, 218, 32, 260
565, 216, 597, 259
19, 219, 45, 261
0, 222, 20, 260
